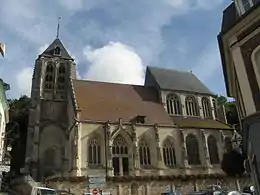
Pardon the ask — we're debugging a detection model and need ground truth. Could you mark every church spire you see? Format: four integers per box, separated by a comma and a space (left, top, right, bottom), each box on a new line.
56, 17, 61, 38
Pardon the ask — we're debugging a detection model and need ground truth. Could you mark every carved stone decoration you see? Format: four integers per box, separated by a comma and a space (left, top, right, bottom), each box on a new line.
180, 129, 188, 167
219, 130, 225, 142
131, 123, 136, 141
200, 129, 211, 168
154, 124, 159, 142
231, 130, 242, 151
107, 146, 112, 159
200, 129, 210, 160
157, 146, 162, 161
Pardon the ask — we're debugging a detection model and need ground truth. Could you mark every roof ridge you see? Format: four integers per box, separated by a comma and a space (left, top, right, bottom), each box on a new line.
147, 66, 192, 74
74, 79, 145, 87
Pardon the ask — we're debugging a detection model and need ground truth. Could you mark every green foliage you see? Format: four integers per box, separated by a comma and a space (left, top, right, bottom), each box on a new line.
7, 95, 30, 174
221, 150, 245, 176
217, 95, 244, 176
216, 95, 239, 126
216, 95, 228, 106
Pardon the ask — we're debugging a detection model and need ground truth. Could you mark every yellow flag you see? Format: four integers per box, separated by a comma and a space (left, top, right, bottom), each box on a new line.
0, 42, 6, 58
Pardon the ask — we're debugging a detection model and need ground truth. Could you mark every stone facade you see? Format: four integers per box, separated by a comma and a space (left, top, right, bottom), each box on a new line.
25, 37, 250, 193
218, 2, 260, 194
45, 177, 251, 195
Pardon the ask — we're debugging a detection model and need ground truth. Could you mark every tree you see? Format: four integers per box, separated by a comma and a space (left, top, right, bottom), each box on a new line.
7, 95, 30, 174
225, 101, 239, 126
221, 150, 245, 176
216, 95, 245, 176
216, 95, 239, 126
216, 95, 228, 106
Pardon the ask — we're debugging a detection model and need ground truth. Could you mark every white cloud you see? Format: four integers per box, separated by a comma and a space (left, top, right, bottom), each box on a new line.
0, 0, 226, 98
16, 67, 33, 96
83, 42, 145, 85
39, 44, 49, 54
193, 43, 221, 81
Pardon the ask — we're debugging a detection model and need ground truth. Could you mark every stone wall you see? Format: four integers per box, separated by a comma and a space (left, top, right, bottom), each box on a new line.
46, 177, 252, 195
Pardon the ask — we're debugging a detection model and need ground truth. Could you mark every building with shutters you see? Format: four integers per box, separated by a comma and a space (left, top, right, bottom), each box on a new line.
218, 0, 260, 193
25, 37, 249, 194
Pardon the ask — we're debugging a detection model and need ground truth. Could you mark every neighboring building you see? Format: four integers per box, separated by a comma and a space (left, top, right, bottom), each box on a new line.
218, 0, 260, 193
25, 38, 249, 194
0, 79, 10, 171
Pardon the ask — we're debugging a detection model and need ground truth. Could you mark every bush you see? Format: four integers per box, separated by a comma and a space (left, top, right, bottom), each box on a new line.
221, 150, 245, 176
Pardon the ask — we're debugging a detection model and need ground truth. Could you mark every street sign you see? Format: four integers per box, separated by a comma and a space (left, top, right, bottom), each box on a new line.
92, 188, 98, 195
89, 183, 105, 189
89, 177, 106, 184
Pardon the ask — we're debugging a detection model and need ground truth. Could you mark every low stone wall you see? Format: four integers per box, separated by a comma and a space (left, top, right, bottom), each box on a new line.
45, 176, 252, 195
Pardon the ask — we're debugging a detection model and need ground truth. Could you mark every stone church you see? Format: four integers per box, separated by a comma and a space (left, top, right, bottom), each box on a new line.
25, 38, 249, 194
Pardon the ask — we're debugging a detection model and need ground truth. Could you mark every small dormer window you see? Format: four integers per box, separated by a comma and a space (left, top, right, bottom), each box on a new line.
235, 0, 255, 15
54, 46, 61, 56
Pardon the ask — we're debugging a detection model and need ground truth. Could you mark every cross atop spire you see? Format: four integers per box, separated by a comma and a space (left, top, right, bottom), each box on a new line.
56, 17, 62, 38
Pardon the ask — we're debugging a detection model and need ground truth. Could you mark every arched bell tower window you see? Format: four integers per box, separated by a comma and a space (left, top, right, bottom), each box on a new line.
44, 62, 54, 90
54, 46, 61, 56
57, 63, 66, 91
58, 63, 66, 74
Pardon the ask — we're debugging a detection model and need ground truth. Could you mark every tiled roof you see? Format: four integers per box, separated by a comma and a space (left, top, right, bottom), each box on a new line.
172, 116, 232, 130
72, 79, 174, 125
146, 66, 213, 95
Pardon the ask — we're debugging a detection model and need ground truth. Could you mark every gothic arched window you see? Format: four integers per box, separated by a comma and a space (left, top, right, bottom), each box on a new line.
186, 134, 201, 165
112, 135, 128, 155
57, 76, 65, 90
212, 99, 218, 118
45, 62, 54, 90
44, 75, 53, 89
46, 63, 54, 73
185, 96, 199, 116
139, 140, 151, 166
88, 137, 101, 166
59, 64, 66, 74
163, 139, 176, 167
202, 97, 212, 118
166, 94, 182, 115
207, 135, 220, 164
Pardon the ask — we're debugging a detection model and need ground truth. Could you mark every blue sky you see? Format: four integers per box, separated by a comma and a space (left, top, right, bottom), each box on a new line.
0, 0, 231, 98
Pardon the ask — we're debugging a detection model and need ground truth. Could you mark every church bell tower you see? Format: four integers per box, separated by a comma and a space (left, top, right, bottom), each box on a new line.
25, 37, 76, 180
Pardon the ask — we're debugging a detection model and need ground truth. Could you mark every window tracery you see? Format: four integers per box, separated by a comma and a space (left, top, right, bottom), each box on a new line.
44, 63, 54, 90
186, 134, 201, 165
212, 99, 218, 118
88, 137, 101, 166
166, 94, 182, 115
207, 135, 220, 164
163, 139, 176, 167
202, 97, 212, 118
139, 140, 151, 166
185, 96, 199, 116
112, 135, 128, 155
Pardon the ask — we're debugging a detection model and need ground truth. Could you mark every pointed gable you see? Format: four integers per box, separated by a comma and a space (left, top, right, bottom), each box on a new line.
40, 38, 73, 60
145, 66, 214, 95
